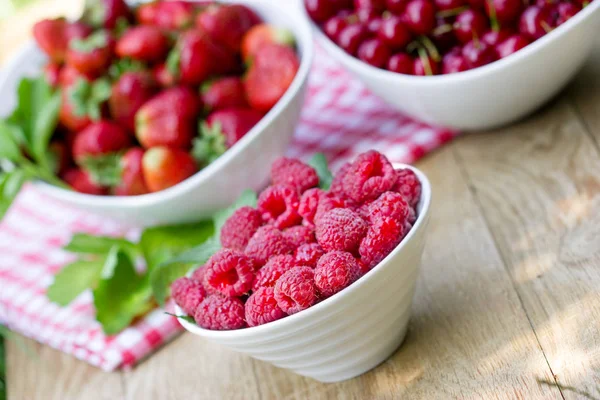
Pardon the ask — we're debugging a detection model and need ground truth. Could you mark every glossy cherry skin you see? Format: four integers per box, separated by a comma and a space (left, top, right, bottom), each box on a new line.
402, 0, 436, 35
556, 3, 579, 25
356, 8, 380, 22
378, 16, 412, 50
357, 38, 392, 68
367, 17, 384, 35
387, 53, 414, 73
386, 0, 408, 13
462, 40, 497, 68
324, 16, 350, 41
413, 55, 439, 75
495, 34, 530, 58
519, 6, 553, 40
337, 24, 369, 55
442, 48, 470, 74
481, 28, 514, 45
454, 10, 489, 44
432, 17, 457, 53
484, 0, 523, 25
305, 0, 337, 22
434, 0, 465, 10
355, 0, 386, 11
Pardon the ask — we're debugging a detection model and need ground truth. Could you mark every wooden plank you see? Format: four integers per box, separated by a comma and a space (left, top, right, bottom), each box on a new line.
123, 333, 263, 400
5, 335, 124, 400
247, 146, 557, 399
454, 97, 600, 400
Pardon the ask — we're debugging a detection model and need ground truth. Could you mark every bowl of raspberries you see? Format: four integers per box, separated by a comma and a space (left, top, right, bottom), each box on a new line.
0, 0, 313, 226
172, 150, 432, 382
303, 0, 600, 130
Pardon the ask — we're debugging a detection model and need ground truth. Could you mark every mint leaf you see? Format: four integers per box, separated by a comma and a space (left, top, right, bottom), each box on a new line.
308, 153, 333, 190
0, 169, 30, 219
213, 189, 258, 233
0, 122, 23, 162
30, 89, 60, 169
93, 247, 154, 335
63, 233, 140, 260
46, 258, 105, 306
164, 312, 194, 323
80, 152, 123, 187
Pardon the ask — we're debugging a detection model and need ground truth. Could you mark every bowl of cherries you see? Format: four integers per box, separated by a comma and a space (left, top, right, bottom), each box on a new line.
304, 0, 600, 130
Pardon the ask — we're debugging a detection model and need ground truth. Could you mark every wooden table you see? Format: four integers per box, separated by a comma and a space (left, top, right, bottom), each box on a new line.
3, 2, 600, 399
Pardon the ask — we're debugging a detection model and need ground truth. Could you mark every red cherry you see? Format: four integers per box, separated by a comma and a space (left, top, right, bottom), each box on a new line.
357, 38, 392, 68
354, 0, 386, 11
305, 0, 336, 22
387, 53, 414, 74
337, 24, 369, 55
485, 0, 523, 25
402, 0, 436, 35
556, 3, 579, 25
432, 17, 457, 52
367, 17, 384, 34
467, 0, 486, 9
386, 0, 409, 13
442, 48, 470, 73
434, 0, 465, 10
413, 55, 439, 75
324, 16, 350, 41
495, 34, 530, 58
481, 28, 513, 45
454, 10, 489, 44
356, 8, 380, 22
462, 39, 496, 68
519, 6, 553, 40
378, 16, 412, 49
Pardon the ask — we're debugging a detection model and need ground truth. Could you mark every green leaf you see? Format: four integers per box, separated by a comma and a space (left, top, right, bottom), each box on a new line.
68, 78, 111, 121
308, 153, 333, 190
212, 189, 258, 233
63, 233, 140, 260
165, 47, 181, 77
191, 121, 227, 166
0, 122, 23, 162
0, 169, 30, 219
30, 89, 61, 167
80, 152, 124, 187
164, 312, 194, 323
70, 31, 109, 53
108, 58, 146, 80
46, 258, 105, 306
93, 248, 154, 335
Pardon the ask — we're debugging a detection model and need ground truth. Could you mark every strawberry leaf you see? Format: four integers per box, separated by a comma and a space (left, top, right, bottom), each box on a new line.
82, 0, 107, 28
308, 153, 333, 190
108, 58, 146, 80
192, 122, 227, 166
68, 78, 111, 121
70, 30, 108, 53
165, 47, 181, 77
47, 257, 106, 306
81, 152, 123, 187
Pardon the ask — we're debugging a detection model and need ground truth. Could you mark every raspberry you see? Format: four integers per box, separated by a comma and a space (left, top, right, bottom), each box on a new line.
245, 286, 286, 327
271, 157, 319, 193
257, 185, 302, 229
367, 192, 411, 224
313, 194, 345, 225
191, 266, 206, 283
220, 206, 263, 251
359, 217, 407, 269
283, 225, 315, 248
393, 168, 422, 207
274, 266, 318, 315
245, 225, 295, 266
314, 251, 362, 298
203, 249, 256, 297
171, 277, 206, 316
295, 243, 325, 268
342, 150, 396, 204
315, 208, 368, 253
330, 162, 351, 197
253, 254, 297, 290
194, 295, 246, 330
298, 188, 325, 226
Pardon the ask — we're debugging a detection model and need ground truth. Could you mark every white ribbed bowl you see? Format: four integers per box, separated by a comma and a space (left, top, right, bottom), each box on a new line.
177, 163, 431, 383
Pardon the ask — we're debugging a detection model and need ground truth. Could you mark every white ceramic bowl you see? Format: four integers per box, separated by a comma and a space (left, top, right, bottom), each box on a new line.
177, 163, 431, 383
0, 0, 313, 227
308, 1, 600, 131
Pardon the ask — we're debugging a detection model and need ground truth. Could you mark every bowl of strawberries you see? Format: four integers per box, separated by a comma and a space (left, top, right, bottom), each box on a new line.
303, 0, 600, 130
172, 150, 432, 382
0, 0, 313, 226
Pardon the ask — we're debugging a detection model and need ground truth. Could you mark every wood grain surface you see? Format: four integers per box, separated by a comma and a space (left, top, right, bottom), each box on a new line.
3, 3, 600, 399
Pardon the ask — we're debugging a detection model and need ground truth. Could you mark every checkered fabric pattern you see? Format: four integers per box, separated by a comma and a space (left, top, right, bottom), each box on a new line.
0, 49, 457, 371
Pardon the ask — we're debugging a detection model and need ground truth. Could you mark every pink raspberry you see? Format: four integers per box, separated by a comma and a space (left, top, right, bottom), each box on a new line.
274, 266, 318, 315
203, 249, 256, 297
253, 254, 297, 290
295, 243, 325, 268
314, 251, 362, 298
393, 168, 422, 208
283, 225, 315, 248
194, 295, 246, 330
313, 194, 346, 226
329, 162, 351, 197
220, 206, 263, 251
359, 217, 407, 269
315, 208, 368, 253
171, 277, 206, 316
367, 192, 411, 224
271, 157, 319, 193
191, 266, 216, 294
298, 188, 326, 226
342, 150, 396, 204
245, 225, 295, 267
245, 286, 287, 327
257, 185, 302, 229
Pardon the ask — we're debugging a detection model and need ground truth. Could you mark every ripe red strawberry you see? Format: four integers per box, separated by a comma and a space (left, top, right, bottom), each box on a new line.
241, 23, 295, 62
114, 147, 149, 196
205, 107, 263, 148
168, 30, 237, 86
201, 77, 247, 112
72, 121, 131, 164
142, 146, 197, 192
83, 0, 132, 29
196, 4, 259, 52
65, 21, 94, 43
244, 44, 300, 112
135, 86, 201, 149
43, 63, 61, 88
115, 26, 169, 62
60, 91, 92, 132
137, 1, 198, 30
66, 31, 115, 77
61, 168, 108, 195
33, 19, 91, 63
152, 63, 177, 88
109, 71, 156, 132
58, 64, 90, 87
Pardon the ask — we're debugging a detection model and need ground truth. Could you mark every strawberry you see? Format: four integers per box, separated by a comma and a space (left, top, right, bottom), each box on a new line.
72, 120, 131, 165
201, 77, 247, 112
167, 30, 237, 86
244, 44, 300, 112
65, 21, 94, 43
61, 168, 108, 195
135, 86, 201, 149
142, 146, 197, 192
109, 71, 156, 132
66, 31, 115, 77
205, 107, 263, 147
115, 25, 169, 62
60, 90, 92, 132
137, 1, 198, 30
195, 4, 260, 52
83, 0, 132, 29
33, 19, 91, 63
152, 63, 177, 88
58, 64, 90, 87
43, 63, 61, 88
241, 24, 295, 62
114, 147, 149, 196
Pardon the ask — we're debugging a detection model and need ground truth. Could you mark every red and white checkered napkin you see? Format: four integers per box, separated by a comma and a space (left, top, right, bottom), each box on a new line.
0, 49, 457, 371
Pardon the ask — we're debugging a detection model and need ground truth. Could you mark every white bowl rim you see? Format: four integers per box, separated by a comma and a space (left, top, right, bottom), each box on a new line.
311, 0, 600, 85
0, 0, 314, 209
177, 162, 431, 339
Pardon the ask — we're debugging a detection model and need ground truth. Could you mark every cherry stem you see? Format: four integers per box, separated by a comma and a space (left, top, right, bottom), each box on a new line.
433, 23, 453, 36
406, 40, 421, 54
418, 35, 441, 62
486, 0, 501, 32
540, 20, 553, 33
436, 5, 469, 18
417, 47, 433, 76
382, 10, 393, 19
